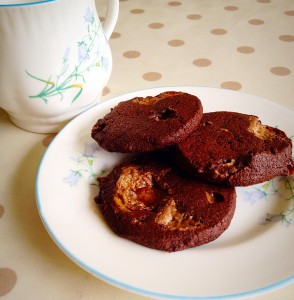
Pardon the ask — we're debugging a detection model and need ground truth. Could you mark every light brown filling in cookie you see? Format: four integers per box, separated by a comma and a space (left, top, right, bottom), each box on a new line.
132, 91, 183, 105
114, 166, 157, 211
114, 165, 203, 230
155, 199, 203, 230
205, 191, 224, 203
248, 116, 274, 140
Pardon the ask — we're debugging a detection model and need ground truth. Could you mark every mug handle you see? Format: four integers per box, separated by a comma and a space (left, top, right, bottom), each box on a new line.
102, 0, 119, 40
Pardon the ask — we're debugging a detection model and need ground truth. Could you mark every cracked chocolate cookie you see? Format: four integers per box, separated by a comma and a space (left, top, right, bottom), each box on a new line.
95, 153, 236, 252
173, 111, 294, 186
91, 91, 203, 153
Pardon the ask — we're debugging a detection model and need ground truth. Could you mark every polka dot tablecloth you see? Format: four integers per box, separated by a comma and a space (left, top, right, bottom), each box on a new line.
102, 0, 294, 111
0, 0, 293, 299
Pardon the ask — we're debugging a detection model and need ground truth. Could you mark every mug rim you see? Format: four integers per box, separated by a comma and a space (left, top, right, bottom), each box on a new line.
0, 0, 55, 7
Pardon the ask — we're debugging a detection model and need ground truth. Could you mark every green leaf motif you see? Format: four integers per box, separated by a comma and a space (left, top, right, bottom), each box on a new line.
26, 7, 104, 105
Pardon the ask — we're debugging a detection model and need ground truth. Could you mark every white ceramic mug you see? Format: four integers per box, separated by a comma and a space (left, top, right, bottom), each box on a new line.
0, 0, 119, 133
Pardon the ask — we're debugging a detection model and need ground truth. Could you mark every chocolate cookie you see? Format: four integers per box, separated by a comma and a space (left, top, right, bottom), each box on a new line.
95, 153, 236, 252
173, 111, 294, 186
91, 91, 203, 153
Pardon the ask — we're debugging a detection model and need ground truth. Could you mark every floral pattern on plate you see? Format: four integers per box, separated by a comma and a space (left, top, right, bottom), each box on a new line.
242, 176, 294, 226
63, 141, 107, 187
64, 134, 294, 227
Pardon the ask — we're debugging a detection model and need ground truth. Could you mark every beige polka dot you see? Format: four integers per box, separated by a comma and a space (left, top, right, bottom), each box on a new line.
221, 81, 242, 91
102, 87, 110, 96
168, 39, 185, 47
270, 67, 291, 76
193, 58, 212, 67
143, 72, 162, 81
168, 1, 182, 6
211, 28, 227, 35
285, 10, 294, 16
99, 17, 105, 23
42, 134, 57, 147
279, 35, 294, 42
248, 19, 264, 25
187, 14, 202, 20
149, 22, 164, 29
130, 9, 144, 14
123, 50, 141, 58
257, 0, 271, 3
224, 6, 239, 11
110, 32, 121, 39
237, 46, 255, 54
0, 205, 4, 218
0, 268, 17, 297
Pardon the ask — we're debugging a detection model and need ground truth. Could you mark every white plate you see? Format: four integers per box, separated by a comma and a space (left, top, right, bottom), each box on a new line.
36, 86, 294, 299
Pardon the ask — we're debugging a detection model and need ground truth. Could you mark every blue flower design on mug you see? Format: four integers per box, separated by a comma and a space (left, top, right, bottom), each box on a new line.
84, 7, 94, 23
26, 7, 108, 104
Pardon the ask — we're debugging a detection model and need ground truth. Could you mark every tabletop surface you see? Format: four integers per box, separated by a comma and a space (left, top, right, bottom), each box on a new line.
1, 0, 294, 299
